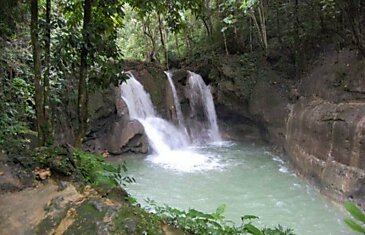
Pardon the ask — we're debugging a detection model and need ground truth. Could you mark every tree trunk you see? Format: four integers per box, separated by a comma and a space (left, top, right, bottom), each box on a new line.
276, 2, 282, 45
157, 13, 168, 69
294, 0, 300, 78
143, 17, 157, 62
44, 0, 51, 142
75, 0, 91, 147
175, 33, 180, 55
222, 31, 229, 55
257, 0, 267, 53
30, 0, 46, 146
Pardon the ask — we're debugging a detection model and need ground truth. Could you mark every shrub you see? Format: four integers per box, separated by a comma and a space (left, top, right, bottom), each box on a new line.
32, 145, 134, 187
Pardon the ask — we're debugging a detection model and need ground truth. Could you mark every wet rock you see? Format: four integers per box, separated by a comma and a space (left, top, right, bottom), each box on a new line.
108, 120, 149, 155
124, 62, 167, 116
249, 80, 290, 148
84, 86, 149, 155
57, 181, 71, 191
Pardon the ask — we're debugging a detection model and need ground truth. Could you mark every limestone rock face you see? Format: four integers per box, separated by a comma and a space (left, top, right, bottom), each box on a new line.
108, 119, 148, 154
84, 86, 149, 155
285, 98, 365, 202
249, 80, 290, 148
281, 50, 365, 204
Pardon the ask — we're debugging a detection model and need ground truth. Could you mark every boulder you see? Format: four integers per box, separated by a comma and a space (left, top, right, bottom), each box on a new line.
84, 86, 149, 155
108, 119, 148, 154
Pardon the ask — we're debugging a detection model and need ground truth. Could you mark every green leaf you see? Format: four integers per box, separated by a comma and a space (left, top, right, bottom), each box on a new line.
216, 204, 226, 215
344, 219, 365, 234
245, 223, 264, 235
344, 201, 365, 223
187, 209, 214, 219
241, 215, 259, 221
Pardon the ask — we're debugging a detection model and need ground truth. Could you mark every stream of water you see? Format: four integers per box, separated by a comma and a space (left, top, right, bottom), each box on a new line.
118, 72, 352, 235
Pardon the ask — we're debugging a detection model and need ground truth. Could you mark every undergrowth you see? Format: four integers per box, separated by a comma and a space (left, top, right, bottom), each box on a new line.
144, 199, 295, 235
32, 145, 134, 187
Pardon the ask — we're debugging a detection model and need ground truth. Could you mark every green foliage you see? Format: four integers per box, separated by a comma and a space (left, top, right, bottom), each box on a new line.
75, 151, 119, 186
75, 150, 136, 187
0, 25, 36, 153
32, 145, 77, 175
125, 0, 203, 32
32, 145, 134, 187
146, 200, 295, 235
344, 201, 365, 234
117, 1, 206, 64
0, 0, 28, 38
0, 77, 36, 153
53, 0, 125, 90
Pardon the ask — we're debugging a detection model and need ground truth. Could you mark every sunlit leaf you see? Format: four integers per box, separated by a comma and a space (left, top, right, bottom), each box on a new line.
244, 223, 264, 235
344, 219, 365, 234
344, 201, 365, 223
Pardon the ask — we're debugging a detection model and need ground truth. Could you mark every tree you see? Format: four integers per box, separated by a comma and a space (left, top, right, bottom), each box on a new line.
241, 0, 268, 53
75, 0, 92, 147
30, 0, 47, 146
44, 0, 51, 142
335, 0, 365, 56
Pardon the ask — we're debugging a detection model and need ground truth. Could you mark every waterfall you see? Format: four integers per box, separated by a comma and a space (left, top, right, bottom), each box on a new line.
186, 71, 221, 143
165, 71, 185, 128
120, 72, 155, 119
120, 71, 222, 172
121, 72, 189, 155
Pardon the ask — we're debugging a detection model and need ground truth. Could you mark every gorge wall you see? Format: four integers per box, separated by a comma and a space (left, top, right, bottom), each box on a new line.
284, 50, 365, 204
200, 49, 365, 206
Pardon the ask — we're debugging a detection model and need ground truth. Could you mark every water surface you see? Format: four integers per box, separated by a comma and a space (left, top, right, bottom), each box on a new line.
116, 142, 351, 235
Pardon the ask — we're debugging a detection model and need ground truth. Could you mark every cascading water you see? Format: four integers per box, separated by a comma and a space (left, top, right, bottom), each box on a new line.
121, 72, 189, 155
121, 72, 155, 119
186, 71, 221, 143
165, 71, 185, 129
120, 71, 221, 172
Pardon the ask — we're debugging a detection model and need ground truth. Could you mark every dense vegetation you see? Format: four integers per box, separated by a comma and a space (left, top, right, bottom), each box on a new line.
0, 0, 364, 152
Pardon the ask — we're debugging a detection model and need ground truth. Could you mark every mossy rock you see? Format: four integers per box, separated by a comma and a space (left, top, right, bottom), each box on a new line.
63, 199, 109, 235
112, 205, 164, 235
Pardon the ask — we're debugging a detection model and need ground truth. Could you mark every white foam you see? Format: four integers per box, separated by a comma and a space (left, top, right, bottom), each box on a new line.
147, 150, 221, 172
